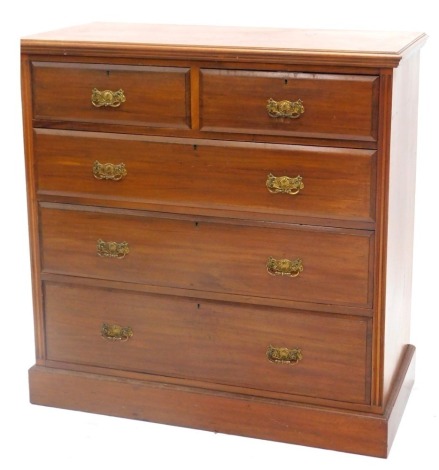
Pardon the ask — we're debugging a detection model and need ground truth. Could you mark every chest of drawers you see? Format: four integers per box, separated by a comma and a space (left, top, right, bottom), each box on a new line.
21, 23, 426, 457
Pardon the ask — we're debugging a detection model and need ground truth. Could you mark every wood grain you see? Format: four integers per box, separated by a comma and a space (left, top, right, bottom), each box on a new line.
39, 204, 374, 308
21, 24, 426, 457
44, 282, 370, 404
21, 23, 427, 67
200, 69, 379, 142
34, 129, 376, 225
28, 345, 415, 458
32, 61, 190, 128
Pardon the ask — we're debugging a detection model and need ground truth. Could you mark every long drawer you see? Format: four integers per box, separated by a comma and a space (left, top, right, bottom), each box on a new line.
34, 129, 376, 225
44, 282, 371, 404
200, 69, 379, 142
31, 62, 190, 129
40, 205, 374, 308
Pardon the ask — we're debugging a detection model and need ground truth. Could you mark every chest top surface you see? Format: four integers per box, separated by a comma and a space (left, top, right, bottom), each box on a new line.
21, 23, 427, 67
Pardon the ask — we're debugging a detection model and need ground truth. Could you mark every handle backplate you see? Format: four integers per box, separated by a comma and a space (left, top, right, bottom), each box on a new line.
266, 98, 304, 119
97, 239, 129, 259
93, 160, 127, 181
267, 345, 303, 364
101, 323, 133, 341
267, 257, 303, 277
91, 88, 126, 108
266, 173, 304, 195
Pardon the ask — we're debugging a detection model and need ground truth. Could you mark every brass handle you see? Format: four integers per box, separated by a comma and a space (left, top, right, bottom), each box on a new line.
91, 88, 126, 107
93, 160, 127, 181
266, 173, 304, 195
267, 345, 303, 365
101, 323, 133, 341
97, 239, 129, 259
267, 257, 303, 277
266, 98, 304, 119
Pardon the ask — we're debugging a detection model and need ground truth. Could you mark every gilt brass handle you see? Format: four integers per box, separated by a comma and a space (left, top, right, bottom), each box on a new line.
101, 323, 133, 341
266, 173, 304, 195
91, 88, 126, 107
267, 257, 303, 277
93, 160, 127, 181
267, 345, 302, 365
266, 98, 304, 119
97, 239, 129, 259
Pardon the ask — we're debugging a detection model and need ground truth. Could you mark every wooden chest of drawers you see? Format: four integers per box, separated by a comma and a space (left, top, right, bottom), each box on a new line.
21, 24, 426, 457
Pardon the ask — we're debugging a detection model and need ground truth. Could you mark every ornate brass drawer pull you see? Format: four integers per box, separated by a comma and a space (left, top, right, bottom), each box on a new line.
93, 160, 127, 181
266, 98, 304, 119
266, 173, 304, 195
267, 345, 303, 365
91, 88, 126, 107
101, 323, 133, 342
97, 239, 130, 259
267, 256, 303, 277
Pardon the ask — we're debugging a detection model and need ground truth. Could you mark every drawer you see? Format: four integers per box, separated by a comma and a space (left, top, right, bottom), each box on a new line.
44, 282, 371, 404
40, 205, 373, 308
31, 62, 190, 129
35, 130, 376, 225
200, 69, 379, 142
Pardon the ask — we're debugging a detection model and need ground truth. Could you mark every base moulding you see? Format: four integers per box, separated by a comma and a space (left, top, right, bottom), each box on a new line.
29, 344, 415, 458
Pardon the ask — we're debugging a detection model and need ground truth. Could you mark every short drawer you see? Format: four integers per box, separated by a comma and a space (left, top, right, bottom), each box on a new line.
40, 205, 373, 308
35, 130, 376, 225
200, 69, 379, 142
31, 62, 190, 129
44, 282, 371, 404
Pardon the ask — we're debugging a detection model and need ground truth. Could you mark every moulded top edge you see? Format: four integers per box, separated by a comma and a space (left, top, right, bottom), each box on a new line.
20, 23, 428, 67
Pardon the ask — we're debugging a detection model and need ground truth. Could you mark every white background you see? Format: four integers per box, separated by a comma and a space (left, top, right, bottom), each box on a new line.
1, 1, 437, 468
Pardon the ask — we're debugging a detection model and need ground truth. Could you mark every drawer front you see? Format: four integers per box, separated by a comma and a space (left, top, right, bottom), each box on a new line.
35, 130, 376, 224
32, 62, 190, 129
44, 282, 370, 404
200, 69, 379, 142
40, 206, 373, 307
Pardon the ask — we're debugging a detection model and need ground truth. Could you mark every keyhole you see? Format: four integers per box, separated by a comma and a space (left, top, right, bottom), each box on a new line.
106, 70, 110, 77
284, 79, 288, 85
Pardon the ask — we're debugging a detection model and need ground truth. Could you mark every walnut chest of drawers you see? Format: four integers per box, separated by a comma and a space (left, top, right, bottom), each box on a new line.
21, 23, 426, 457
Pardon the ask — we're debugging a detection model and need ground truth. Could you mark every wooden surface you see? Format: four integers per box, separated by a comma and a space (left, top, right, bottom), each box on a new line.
34, 129, 376, 226
32, 62, 190, 128
44, 282, 370, 404
21, 24, 425, 457
28, 345, 416, 458
21, 23, 427, 67
382, 48, 420, 403
39, 204, 373, 307
200, 70, 379, 141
